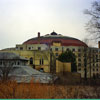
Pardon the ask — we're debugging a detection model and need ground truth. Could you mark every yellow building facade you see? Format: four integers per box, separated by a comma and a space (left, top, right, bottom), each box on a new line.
1, 48, 71, 74
2, 31, 100, 78
0, 50, 54, 73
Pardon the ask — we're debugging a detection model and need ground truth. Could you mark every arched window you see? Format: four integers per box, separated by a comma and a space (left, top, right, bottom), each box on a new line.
30, 57, 33, 64
40, 59, 44, 65
40, 59, 41, 65
42, 59, 44, 65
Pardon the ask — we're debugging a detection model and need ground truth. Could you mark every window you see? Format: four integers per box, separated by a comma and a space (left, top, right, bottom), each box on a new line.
93, 59, 95, 62
40, 59, 44, 65
40, 68, 44, 72
78, 68, 81, 71
78, 58, 81, 62
97, 69, 98, 71
20, 47, 23, 50
78, 49, 81, 52
96, 73, 99, 78
17, 61, 20, 65
96, 55, 98, 58
84, 54, 86, 57
93, 73, 96, 78
66, 48, 69, 51
96, 50, 98, 53
42, 59, 44, 65
93, 68, 95, 71
78, 63, 81, 66
50, 48, 52, 51
0, 61, 2, 65
72, 48, 75, 52
84, 68, 86, 71
55, 48, 58, 51
28, 47, 31, 50
23, 62, 26, 66
78, 53, 81, 57
14, 62, 17, 65
56, 53, 58, 56
38, 47, 41, 50
16, 47, 18, 50
93, 63, 95, 67
40, 59, 41, 65
30, 57, 33, 64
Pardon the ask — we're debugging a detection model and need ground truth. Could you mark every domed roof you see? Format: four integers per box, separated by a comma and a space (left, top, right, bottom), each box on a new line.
23, 32, 88, 47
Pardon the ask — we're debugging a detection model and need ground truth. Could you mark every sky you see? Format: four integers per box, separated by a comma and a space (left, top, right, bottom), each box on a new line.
0, 0, 95, 49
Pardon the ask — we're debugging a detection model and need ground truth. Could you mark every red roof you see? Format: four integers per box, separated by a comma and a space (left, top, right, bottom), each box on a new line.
23, 32, 88, 47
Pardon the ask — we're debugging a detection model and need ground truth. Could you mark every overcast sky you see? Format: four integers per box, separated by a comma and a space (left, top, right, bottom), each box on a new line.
0, 0, 95, 49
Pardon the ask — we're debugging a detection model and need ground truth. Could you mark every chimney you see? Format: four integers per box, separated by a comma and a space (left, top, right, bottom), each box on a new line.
38, 32, 40, 44
38, 32, 40, 38
98, 41, 100, 48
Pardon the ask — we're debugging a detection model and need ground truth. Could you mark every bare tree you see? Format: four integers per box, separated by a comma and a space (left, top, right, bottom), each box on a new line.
84, 1, 100, 41
82, 38, 96, 47
0, 60, 14, 81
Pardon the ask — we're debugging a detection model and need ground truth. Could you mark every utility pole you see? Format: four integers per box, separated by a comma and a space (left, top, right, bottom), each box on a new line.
89, 48, 92, 79
84, 47, 87, 80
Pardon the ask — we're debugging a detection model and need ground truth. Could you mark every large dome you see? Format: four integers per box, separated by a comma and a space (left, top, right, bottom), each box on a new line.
23, 32, 88, 47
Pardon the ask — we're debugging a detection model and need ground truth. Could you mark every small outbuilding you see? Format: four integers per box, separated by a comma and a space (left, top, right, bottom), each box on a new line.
0, 52, 57, 83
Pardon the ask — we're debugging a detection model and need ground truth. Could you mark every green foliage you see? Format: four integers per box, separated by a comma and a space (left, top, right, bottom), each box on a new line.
58, 50, 77, 72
